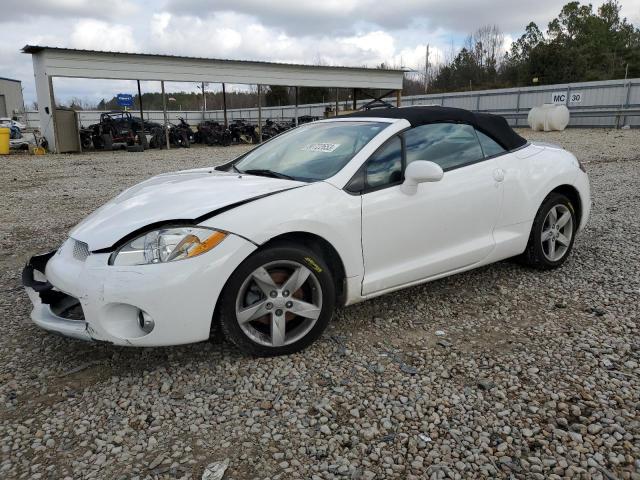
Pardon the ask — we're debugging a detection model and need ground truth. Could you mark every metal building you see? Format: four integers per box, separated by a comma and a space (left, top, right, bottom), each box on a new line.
0, 77, 24, 118
22, 45, 405, 153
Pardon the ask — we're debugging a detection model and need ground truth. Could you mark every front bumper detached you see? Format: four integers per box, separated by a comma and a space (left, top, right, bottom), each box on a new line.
22, 250, 93, 341
21, 235, 257, 347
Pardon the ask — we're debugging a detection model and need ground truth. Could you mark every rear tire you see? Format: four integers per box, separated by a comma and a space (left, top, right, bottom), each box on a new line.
520, 192, 577, 270
218, 243, 335, 356
81, 134, 93, 150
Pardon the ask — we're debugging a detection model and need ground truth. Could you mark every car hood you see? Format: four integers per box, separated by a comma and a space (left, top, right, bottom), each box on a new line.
70, 168, 305, 251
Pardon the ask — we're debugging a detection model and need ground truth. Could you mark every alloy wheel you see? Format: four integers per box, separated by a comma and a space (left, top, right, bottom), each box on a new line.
235, 261, 322, 347
541, 204, 573, 262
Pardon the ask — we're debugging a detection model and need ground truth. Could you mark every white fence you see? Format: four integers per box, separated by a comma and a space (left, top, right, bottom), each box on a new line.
24, 77, 639, 129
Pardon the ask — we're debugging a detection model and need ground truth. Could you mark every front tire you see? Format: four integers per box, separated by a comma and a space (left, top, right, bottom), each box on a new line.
219, 244, 335, 356
520, 192, 577, 269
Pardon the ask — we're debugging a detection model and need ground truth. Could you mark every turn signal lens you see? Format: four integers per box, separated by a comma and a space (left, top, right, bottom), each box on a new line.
186, 231, 227, 258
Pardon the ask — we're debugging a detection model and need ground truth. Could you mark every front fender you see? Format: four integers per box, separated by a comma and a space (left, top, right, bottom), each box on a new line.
572, 170, 591, 231
200, 182, 364, 279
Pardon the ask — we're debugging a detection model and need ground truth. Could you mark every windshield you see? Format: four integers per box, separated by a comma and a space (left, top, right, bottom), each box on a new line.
234, 121, 388, 181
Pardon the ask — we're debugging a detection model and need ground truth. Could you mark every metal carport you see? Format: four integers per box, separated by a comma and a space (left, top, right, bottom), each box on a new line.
22, 45, 405, 153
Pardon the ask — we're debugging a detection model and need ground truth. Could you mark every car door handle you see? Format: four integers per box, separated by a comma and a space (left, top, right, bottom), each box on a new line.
493, 168, 505, 182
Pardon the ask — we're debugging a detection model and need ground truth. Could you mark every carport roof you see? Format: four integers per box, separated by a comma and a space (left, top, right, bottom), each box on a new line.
22, 45, 405, 73
22, 45, 405, 89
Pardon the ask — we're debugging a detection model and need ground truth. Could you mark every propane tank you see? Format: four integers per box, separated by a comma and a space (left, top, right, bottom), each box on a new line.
527, 104, 570, 132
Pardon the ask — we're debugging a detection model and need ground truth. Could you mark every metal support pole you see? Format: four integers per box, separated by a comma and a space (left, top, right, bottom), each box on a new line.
137, 80, 144, 145
161, 80, 170, 150
201, 82, 206, 122
565, 86, 572, 128
335, 88, 339, 117
396, 89, 402, 107
352, 88, 357, 110
620, 78, 632, 128
222, 83, 228, 128
48, 76, 59, 152
294, 86, 299, 125
75, 108, 82, 153
617, 65, 630, 128
515, 89, 521, 127
257, 84, 262, 143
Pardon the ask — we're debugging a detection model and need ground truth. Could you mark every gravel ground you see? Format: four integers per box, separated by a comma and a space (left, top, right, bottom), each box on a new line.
0, 128, 639, 480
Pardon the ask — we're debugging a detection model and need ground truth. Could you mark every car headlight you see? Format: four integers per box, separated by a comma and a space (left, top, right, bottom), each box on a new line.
110, 226, 227, 266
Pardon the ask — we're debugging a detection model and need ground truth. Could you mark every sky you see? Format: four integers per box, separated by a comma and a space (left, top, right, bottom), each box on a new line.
1, 0, 639, 107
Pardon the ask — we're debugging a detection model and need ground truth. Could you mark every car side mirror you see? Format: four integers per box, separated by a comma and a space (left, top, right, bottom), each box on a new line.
401, 160, 444, 195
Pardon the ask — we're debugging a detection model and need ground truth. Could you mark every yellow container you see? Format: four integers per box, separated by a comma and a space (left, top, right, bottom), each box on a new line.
0, 127, 9, 155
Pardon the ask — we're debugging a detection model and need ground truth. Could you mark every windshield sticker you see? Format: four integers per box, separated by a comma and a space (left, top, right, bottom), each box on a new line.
301, 143, 340, 153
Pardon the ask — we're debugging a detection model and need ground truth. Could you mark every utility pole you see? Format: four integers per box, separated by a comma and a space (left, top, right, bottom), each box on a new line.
425, 44, 430, 94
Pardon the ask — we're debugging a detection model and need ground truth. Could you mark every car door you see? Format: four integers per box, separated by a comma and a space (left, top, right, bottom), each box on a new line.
359, 123, 504, 295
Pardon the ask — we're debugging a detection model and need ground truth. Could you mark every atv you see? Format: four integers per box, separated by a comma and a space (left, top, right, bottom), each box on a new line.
87, 111, 158, 150
261, 118, 291, 141
229, 119, 259, 144
194, 121, 232, 146
149, 120, 191, 149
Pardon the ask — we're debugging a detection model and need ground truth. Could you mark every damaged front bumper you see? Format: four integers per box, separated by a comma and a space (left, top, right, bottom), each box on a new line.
22, 250, 94, 341
21, 235, 257, 346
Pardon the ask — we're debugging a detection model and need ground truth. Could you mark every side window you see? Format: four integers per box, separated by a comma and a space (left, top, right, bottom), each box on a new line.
365, 136, 402, 189
403, 123, 484, 170
476, 130, 506, 157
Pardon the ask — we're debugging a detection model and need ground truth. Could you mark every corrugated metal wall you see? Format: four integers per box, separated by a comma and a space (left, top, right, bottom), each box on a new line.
0, 78, 24, 118
25, 78, 639, 129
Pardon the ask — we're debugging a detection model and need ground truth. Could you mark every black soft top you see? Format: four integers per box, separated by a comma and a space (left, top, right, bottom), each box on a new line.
342, 106, 527, 151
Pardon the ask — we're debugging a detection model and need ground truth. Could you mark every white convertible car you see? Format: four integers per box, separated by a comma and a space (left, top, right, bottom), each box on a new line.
23, 106, 590, 356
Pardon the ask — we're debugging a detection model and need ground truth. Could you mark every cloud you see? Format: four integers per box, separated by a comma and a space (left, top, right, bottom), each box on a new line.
340, 31, 397, 61
164, 0, 575, 36
147, 12, 411, 68
620, 0, 640, 24
70, 20, 139, 52
0, 0, 139, 23
2, 0, 638, 106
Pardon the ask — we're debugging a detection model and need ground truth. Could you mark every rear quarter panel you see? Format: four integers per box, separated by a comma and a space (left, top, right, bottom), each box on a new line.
495, 144, 580, 228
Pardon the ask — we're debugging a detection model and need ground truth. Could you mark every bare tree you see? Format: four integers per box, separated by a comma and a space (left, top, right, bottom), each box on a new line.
67, 96, 97, 110
466, 25, 505, 73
